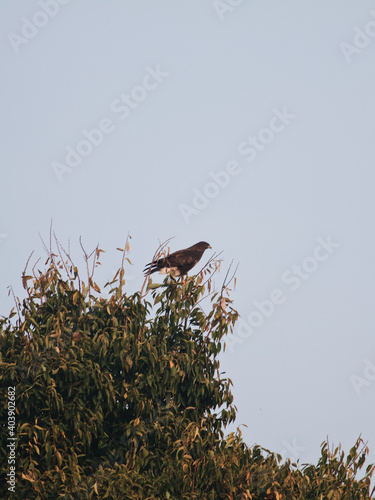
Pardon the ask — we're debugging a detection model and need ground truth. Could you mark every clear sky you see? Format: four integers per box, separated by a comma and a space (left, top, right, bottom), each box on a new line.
1, 0, 375, 472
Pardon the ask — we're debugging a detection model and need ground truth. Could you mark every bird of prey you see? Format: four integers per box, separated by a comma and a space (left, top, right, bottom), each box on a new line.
144, 241, 212, 277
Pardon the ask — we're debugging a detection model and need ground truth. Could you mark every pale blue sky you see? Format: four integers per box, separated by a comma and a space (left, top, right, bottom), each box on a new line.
1, 0, 375, 471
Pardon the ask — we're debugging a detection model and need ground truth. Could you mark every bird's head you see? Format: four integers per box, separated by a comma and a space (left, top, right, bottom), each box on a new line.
196, 241, 212, 250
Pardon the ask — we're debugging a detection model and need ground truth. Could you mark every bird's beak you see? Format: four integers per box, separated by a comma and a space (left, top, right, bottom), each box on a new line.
208, 245, 212, 249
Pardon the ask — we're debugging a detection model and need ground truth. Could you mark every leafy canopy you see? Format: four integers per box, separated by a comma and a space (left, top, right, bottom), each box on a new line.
0, 238, 374, 499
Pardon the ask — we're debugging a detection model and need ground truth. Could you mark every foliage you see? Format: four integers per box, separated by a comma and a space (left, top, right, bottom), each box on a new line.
0, 240, 374, 499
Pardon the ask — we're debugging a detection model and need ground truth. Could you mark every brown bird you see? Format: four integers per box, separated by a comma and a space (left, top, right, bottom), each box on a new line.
144, 241, 211, 277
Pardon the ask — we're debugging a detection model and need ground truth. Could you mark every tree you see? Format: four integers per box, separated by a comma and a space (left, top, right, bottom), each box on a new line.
0, 239, 374, 499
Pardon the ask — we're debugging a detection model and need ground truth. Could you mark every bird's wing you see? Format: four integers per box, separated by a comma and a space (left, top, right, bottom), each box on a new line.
164, 249, 197, 267
144, 249, 197, 274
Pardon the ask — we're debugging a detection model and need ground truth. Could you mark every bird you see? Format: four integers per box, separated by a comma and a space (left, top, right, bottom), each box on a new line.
144, 241, 212, 277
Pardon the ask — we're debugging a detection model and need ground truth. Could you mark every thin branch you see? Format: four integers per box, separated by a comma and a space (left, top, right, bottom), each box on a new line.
53, 236, 82, 291
8, 285, 21, 326
22, 251, 34, 297
197, 251, 223, 276
54, 233, 70, 278
55, 236, 74, 267
201, 262, 221, 289
79, 236, 91, 298
220, 260, 239, 299
140, 237, 174, 298
38, 232, 49, 257
196, 260, 238, 358
121, 233, 132, 271
31, 258, 41, 279
90, 245, 100, 279
118, 233, 132, 298
49, 219, 54, 263
194, 289, 218, 310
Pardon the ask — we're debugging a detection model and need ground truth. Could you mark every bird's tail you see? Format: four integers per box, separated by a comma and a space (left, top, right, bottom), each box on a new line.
143, 262, 157, 276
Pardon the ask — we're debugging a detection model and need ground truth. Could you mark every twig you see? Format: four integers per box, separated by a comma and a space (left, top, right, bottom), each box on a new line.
121, 233, 132, 271
198, 251, 223, 276
54, 233, 70, 278
118, 233, 132, 298
90, 245, 98, 279
38, 232, 49, 257
49, 219, 54, 265
140, 237, 174, 298
196, 260, 238, 357
22, 251, 34, 297
79, 236, 91, 298
7, 286, 21, 326
220, 260, 238, 299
